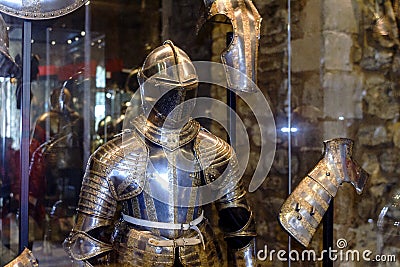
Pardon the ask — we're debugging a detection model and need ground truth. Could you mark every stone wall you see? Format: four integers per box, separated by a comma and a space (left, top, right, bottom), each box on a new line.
247, 0, 400, 266
161, 0, 400, 266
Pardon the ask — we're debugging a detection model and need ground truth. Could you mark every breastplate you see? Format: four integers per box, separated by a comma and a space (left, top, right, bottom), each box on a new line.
122, 123, 203, 239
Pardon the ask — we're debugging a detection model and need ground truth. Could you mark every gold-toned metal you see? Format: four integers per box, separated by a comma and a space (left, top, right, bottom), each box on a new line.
279, 138, 369, 247
0, 0, 89, 20
65, 42, 256, 266
131, 114, 200, 151
4, 248, 38, 267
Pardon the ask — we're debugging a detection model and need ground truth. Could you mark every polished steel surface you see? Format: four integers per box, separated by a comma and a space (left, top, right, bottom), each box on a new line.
230, 239, 257, 267
199, 0, 262, 92
279, 138, 370, 247
65, 42, 256, 266
0, 0, 88, 20
138, 40, 198, 128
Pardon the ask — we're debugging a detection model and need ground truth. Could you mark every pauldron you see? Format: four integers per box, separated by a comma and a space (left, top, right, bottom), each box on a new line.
198, 0, 262, 92
64, 130, 148, 261
279, 138, 369, 246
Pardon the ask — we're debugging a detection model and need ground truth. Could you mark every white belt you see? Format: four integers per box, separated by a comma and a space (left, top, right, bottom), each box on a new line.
122, 211, 205, 249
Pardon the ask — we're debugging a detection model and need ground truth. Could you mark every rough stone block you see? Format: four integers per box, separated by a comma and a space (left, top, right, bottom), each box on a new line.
291, 34, 321, 72
322, 72, 364, 119
323, 0, 358, 33
324, 32, 353, 71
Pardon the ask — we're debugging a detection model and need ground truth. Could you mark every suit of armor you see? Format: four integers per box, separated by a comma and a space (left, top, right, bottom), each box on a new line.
28, 87, 84, 225
64, 41, 256, 266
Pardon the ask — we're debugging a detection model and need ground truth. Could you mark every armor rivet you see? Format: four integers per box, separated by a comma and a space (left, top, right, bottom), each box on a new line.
310, 207, 315, 216
295, 203, 300, 211
326, 171, 330, 176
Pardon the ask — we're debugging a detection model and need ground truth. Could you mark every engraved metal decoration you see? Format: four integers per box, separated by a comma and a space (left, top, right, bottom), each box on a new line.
279, 138, 369, 247
64, 41, 257, 266
198, 0, 262, 93
4, 248, 38, 267
0, 0, 89, 20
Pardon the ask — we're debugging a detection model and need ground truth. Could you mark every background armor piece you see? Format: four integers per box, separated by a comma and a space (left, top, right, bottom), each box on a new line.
65, 41, 256, 266
4, 248, 38, 267
0, 14, 19, 77
198, 0, 262, 93
0, 0, 89, 20
279, 138, 369, 247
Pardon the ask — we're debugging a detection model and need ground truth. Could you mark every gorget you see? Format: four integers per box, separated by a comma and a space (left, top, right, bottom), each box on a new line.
130, 114, 200, 151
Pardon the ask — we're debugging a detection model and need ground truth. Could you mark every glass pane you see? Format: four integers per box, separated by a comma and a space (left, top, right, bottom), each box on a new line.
0, 14, 22, 265
27, 8, 99, 266
3, 0, 400, 266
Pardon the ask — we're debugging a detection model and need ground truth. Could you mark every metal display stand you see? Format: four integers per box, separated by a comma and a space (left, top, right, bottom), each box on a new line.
19, 20, 32, 252
323, 203, 334, 267
226, 32, 236, 146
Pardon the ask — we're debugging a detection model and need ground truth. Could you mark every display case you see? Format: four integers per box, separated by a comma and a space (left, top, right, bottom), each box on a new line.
0, 0, 399, 266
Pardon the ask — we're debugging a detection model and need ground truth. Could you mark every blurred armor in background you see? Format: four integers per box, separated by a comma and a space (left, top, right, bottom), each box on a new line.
28, 86, 84, 232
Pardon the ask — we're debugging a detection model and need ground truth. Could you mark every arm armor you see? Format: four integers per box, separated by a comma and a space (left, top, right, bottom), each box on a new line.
195, 129, 256, 266
217, 180, 257, 267
64, 132, 147, 263
279, 138, 369, 247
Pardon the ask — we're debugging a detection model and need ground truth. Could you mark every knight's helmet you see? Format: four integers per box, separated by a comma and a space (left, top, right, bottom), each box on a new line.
137, 40, 198, 128
0, 14, 18, 77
